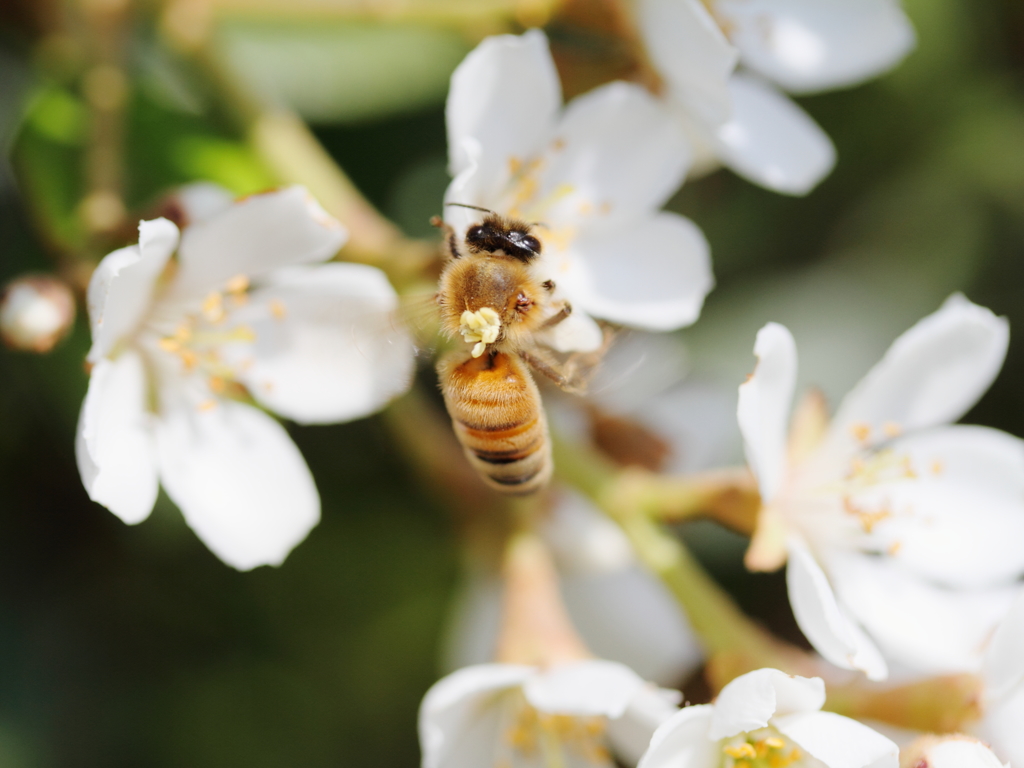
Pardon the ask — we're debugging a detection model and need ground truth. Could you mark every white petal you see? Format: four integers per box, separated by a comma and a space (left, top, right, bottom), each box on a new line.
786, 542, 888, 680
446, 30, 560, 193
607, 687, 683, 766
226, 263, 414, 424
737, 322, 796, 503
155, 399, 320, 570
984, 588, 1024, 704
419, 664, 534, 768
563, 212, 713, 331
173, 186, 347, 298
174, 181, 235, 224
545, 491, 635, 575
536, 81, 690, 228
717, 0, 915, 94
75, 350, 158, 524
523, 660, 646, 718
638, 0, 739, 126
709, 668, 825, 740
636, 705, 718, 768
860, 425, 1024, 588
561, 569, 704, 688
540, 309, 604, 354
914, 738, 1009, 768
831, 295, 1009, 447
86, 218, 179, 362
773, 710, 898, 768
712, 74, 836, 196
827, 552, 1015, 675
982, 687, 1024, 767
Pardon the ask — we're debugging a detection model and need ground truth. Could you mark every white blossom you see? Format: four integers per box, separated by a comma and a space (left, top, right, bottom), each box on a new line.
444, 30, 713, 353
637, 0, 915, 194
638, 668, 898, 768
737, 295, 1024, 680
76, 186, 415, 570
419, 660, 680, 768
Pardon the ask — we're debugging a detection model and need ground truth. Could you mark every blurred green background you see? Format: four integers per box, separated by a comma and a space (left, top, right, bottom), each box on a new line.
1, 0, 1024, 765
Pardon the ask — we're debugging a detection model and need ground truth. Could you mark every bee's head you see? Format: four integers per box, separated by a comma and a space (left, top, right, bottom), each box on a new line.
447, 204, 542, 263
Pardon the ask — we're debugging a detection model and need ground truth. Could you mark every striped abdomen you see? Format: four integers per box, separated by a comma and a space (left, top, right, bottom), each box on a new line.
438, 350, 552, 495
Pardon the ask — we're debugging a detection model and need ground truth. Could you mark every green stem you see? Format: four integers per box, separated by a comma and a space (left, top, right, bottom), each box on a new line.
552, 436, 809, 681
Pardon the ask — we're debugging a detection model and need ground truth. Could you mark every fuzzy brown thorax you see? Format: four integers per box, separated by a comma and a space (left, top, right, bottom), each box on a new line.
438, 254, 549, 352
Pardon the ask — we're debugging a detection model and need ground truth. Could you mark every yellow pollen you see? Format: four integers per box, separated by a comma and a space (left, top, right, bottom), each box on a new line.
208, 376, 226, 394
764, 738, 785, 749
225, 274, 250, 294
888, 541, 902, 556
269, 299, 287, 320
931, 459, 944, 476
882, 421, 902, 438
179, 349, 198, 371
159, 337, 181, 352
551, 137, 566, 151
849, 422, 871, 442
459, 307, 501, 358
197, 399, 217, 412
202, 291, 225, 323
173, 324, 191, 342
508, 156, 522, 176
725, 743, 757, 759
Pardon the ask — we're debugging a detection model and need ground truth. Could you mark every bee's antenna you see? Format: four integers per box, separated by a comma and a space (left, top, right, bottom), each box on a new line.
446, 202, 496, 215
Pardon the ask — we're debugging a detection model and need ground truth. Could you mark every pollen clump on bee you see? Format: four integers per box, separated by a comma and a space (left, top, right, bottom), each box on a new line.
459, 307, 502, 357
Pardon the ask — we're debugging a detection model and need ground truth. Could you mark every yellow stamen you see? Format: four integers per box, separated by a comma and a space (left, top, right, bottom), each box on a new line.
849, 421, 871, 443
225, 274, 250, 294
724, 743, 757, 759
882, 421, 902, 438
202, 291, 225, 324
269, 299, 287, 320
197, 399, 217, 412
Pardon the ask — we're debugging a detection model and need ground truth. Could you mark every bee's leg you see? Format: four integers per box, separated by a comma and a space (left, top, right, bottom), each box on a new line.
521, 348, 585, 394
430, 215, 461, 260
539, 301, 572, 330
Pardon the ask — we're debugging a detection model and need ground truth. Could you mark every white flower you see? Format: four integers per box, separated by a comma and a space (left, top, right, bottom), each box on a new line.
444, 30, 713, 353
638, 669, 898, 768
737, 295, 1024, 680
76, 186, 414, 570
443, 492, 703, 688
637, 0, 915, 194
419, 660, 681, 768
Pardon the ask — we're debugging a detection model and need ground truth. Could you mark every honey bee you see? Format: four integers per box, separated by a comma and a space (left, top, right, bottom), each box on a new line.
434, 204, 584, 495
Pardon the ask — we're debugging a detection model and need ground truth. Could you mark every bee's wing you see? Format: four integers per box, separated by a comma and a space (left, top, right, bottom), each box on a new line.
346, 289, 441, 366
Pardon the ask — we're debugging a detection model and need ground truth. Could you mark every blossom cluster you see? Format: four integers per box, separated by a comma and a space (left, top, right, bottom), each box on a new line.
12, 0, 1020, 764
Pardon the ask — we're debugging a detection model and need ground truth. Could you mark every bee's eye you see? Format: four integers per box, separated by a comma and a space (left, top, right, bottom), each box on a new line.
521, 235, 542, 254
466, 225, 488, 243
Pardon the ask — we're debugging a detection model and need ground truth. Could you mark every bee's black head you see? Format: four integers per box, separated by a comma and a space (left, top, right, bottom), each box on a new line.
464, 214, 542, 263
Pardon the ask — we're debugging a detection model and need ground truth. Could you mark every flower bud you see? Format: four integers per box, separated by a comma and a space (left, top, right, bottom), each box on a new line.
0, 274, 76, 353
900, 734, 1007, 768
